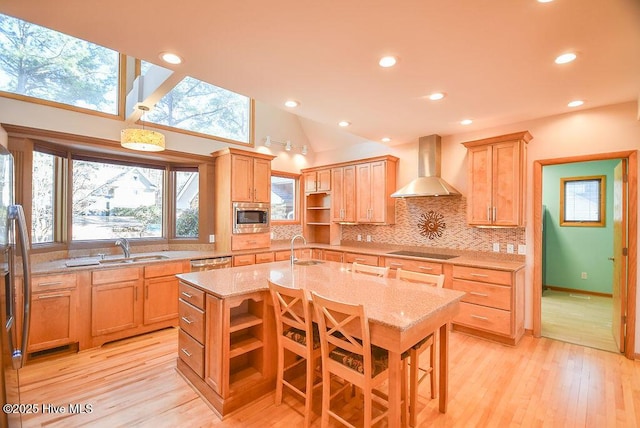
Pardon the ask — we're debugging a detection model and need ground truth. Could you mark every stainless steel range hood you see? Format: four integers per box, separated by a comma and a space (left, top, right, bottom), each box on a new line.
391, 134, 460, 197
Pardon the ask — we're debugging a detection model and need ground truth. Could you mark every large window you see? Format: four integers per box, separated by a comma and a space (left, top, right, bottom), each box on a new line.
71, 159, 164, 240
0, 14, 121, 115
175, 170, 199, 238
271, 173, 299, 222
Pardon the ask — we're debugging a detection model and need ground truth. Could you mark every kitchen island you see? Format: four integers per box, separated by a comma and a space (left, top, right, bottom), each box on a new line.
176, 260, 465, 425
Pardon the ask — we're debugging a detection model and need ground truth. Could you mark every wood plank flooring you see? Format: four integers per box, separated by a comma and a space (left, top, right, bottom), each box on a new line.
19, 327, 640, 427
541, 289, 618, 353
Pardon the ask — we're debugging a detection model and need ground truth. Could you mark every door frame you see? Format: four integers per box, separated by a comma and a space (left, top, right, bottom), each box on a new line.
532, 150, 637, 359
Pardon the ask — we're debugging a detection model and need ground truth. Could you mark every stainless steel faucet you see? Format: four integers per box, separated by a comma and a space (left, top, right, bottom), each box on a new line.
115, 237, 131, 258
290, 234, 307, 265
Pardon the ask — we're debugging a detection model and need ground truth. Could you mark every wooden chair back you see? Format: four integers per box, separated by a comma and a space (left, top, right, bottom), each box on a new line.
352, 262, 390, 277
396, 269, 444, 288
268, 281, 314, 345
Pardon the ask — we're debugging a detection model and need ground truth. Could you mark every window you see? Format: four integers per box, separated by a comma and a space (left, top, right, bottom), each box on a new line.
0, 14, 121, 115
175, 169, 199, 238
141, 61, 252, 144
271, 173, 299, 222
71, 159, 164, 240
560, 175, 606, 227
31, 151, 56, 243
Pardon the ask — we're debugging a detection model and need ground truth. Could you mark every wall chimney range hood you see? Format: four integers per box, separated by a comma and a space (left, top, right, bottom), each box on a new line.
391, 134, 460, 197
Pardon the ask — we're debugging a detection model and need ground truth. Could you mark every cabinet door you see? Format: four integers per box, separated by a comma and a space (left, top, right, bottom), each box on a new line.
143, 276, 179, 325
369, 161, 387, 223
342, 166, 356, 222
492, 141, 521, 226
466, 145, 493, 225
304, 171, 317, 193
231, 155, 253, 202
253, 158, 271, 203
316, 169, 331, 192
331, 167, 344, 222
356, 163, 373, 222
28, 290, 76, 352
92, 281, 140, 336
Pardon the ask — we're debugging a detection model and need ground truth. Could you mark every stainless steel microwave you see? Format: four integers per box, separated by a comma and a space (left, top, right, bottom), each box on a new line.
233, 202, 270, 234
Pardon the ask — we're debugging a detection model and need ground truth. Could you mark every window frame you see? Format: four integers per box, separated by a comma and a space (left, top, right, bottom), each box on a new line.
560, 175, 606, 227
270, 171, 301, 225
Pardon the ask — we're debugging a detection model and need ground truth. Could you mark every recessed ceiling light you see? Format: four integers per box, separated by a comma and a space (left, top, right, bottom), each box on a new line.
160, 52, 182, 65
284, 100, 299, 108
338, 121, 351, 127
460, 119, 473, 125
537, 0, 554, 3
428, 92, 446, 101
555, 52, 577, 64
381, 137, 391, 143
378, 56, 397, 68
567, 100, 584, 107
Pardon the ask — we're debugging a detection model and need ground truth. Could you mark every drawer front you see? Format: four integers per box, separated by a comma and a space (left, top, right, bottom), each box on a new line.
453, 265, 513, 286
254, 252, 274, 264
144, 260, 185, 278
231, 233, 270, 251
92, 267, 140, 285
179, 282, 205, 310
274, 250, 289, 261
32, 273, 77, 292
344, 252, 379, 266
384, 257, 443, 275
233, 254, 255, 267
323, 250, 344, 263
178, 330, 204, 378
452, 279, 511, 311
179, 300, 205, 343
454, 302, 511, 336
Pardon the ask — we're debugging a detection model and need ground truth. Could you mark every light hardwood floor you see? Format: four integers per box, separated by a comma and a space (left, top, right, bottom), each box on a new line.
19, 327, 640, 427
541, 289, 619, 353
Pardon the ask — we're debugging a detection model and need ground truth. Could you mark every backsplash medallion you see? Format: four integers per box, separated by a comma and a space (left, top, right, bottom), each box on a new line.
418, 210, 446, 240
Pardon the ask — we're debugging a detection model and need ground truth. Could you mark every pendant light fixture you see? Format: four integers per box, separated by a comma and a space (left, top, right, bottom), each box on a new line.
121, 105, 166, 152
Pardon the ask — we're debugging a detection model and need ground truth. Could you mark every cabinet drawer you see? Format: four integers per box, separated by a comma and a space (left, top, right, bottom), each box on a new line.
453, 265, 512, 286
254, 252, 274, 264
179, 300, 205, 343
233, 254, 255, 267
32, 273, 77, 292
274, 250, 289, 261
179, 282, 205, 310
231, 233, 270, 251
92, 267, 140, 285
452, 279, 511, 311
384, 257, 443, 275
344, 252, 379, 266
323, 250, 343, 262
179, 330, 204, 378
144, 260, 184, 278
454, 302, 511, 336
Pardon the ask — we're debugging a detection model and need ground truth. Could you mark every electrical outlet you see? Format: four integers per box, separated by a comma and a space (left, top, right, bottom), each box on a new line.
208, 234, 215, 243
518, 244, 526, 255
581, 272, 588, 279
270, 232, 274, 239
357, 234, 362, 241
366, 235, 372, 242
492, 243, 500, 252
506, 244, 514, 254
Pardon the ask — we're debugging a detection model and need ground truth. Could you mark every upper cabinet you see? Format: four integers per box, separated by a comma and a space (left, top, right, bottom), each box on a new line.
230, 153, 272, 203
462, 131, 532, 227
331, 165, 356, 223
355, 159, 397, 224
303, 169, 331, 193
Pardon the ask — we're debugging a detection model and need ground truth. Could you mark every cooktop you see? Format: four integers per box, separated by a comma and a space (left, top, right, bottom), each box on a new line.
386, 250, 458, 260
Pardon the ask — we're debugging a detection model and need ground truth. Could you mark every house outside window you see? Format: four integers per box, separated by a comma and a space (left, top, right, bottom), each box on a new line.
271, 173, 299, 222
175, 169, 199, 238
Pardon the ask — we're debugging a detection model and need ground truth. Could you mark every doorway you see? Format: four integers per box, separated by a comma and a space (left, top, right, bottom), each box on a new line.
533, 151, 637, 359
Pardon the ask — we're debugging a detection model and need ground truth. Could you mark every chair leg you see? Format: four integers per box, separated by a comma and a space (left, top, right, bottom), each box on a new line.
303, 356, 314, 427
363, 386, 372, 428
430, 341, 437, 399
402, 358, 409, 426
409, 348, 418, 427
321, 366, 330, 428
275, 346, 284, 405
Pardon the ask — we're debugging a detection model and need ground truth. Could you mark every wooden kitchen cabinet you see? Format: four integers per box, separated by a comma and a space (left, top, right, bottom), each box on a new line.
382, 257, 443, 275
450, 264, 525, 345
331, 165, 356, 223
343, 252, 379, 266
230, 153, 272, 203
303, 169, 331, 193
323, 250, 344, 262
355, 158, 397, 224
142, 260, 186, 325
462, 131, 532, 227
304, 192, 339, 244
91, 267, 141, 336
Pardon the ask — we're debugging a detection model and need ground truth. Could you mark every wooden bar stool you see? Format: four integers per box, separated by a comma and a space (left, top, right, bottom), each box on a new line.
268, 281, 322, 427
311, 291, 407, 427
396, 268, 445, 427
351, 262, 390, 277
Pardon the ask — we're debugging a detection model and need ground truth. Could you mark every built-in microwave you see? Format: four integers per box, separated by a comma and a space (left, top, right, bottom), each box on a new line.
233, 202, 270, 234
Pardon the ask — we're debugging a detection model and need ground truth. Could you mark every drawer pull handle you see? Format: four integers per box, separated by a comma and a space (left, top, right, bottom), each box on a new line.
418, 266, 434, 271
471, 314, 489, 321
470, 273, 489, 278
38, 281, 63, 287
181, 316, 193, 325
354, 258, 366, 262
469, 292, 489, 297
37, 293, 66, 299
181, 291, 193, 298
181, 348, 192, 357
389, 263, 403, 267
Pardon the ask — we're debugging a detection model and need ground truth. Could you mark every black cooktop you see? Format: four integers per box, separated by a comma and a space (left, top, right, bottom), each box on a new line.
386, 250, 458, 260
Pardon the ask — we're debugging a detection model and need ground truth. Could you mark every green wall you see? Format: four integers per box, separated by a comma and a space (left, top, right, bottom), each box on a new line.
542, 159, 619, 294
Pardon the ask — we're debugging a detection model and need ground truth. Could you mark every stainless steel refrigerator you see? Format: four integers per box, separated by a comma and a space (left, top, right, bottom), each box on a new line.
0, 145, 32, 428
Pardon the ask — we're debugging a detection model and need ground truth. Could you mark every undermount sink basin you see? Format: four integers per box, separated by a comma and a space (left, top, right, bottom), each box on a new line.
293, 259, 324, 266
99, 254, 170, 264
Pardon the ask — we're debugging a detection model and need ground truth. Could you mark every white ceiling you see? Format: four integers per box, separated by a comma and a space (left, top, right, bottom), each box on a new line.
1, 0, 639, 152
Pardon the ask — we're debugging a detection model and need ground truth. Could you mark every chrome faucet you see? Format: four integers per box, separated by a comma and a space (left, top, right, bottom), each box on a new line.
115, 237, 131, 258
290, 234, 307, 265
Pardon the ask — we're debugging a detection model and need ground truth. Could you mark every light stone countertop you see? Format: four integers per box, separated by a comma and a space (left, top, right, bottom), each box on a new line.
177, 260, 466, 331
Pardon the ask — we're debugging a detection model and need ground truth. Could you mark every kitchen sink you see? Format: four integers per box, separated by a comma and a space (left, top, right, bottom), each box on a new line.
99, 254, 170, 264
293, 259, 324, 266
386, 250, 458, 260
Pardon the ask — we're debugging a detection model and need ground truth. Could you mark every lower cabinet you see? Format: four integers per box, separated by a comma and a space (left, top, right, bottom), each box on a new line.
343, 252, 379, 266
450, 265, 525, 345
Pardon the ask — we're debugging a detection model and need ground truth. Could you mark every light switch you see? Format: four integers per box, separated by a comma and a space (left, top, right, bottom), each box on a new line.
492, 243, 500, 252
